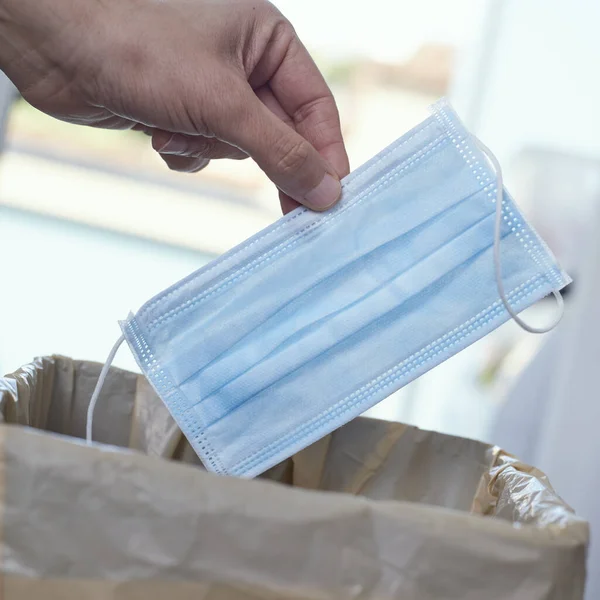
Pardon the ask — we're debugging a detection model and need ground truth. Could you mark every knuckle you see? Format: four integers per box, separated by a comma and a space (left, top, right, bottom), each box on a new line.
293, 97, 340, 141
294, 96, 337, 126
270, 15, 296, 43
264, 17, 297, 64
275, 139, 312, 177
188, 139, 212, 159
251, 5, 296, 62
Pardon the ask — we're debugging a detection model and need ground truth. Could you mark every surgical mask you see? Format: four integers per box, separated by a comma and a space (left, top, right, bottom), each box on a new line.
87, 99, 568, 478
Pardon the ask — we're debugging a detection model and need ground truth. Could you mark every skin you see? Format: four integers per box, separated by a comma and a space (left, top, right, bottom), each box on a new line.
0, 0, 350, 214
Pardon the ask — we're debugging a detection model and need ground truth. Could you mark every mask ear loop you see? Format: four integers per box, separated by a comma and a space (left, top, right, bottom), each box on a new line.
86, 335, 125, 444
474, 137, 564, 334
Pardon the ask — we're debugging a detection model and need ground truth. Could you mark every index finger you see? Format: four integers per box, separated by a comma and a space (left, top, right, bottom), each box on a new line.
268, 34, 350, 179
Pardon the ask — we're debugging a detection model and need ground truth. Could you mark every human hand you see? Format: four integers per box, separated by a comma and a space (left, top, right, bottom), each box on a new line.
0, 0, 349, 213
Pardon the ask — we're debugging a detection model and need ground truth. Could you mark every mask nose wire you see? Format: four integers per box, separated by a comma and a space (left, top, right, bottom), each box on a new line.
86, 334, 125, 444
473, 137, 564, 334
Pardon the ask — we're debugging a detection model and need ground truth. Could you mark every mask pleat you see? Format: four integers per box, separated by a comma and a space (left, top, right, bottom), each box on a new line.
180, 187, 498, 405
162, 142, 486, 388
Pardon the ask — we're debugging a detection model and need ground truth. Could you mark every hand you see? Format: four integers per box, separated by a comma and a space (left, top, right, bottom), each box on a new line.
0, 0, 349, 213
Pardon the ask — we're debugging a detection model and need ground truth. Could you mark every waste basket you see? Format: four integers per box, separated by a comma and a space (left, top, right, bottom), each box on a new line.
0, 355, 589, 599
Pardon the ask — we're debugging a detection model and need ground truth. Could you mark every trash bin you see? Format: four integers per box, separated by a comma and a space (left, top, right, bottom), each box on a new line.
0, 355, 589, 599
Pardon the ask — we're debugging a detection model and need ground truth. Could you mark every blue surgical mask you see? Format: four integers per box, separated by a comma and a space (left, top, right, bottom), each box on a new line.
87, 99, 568, 478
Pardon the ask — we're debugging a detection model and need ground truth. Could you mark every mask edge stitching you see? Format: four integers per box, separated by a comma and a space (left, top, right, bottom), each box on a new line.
123, 318, 226, 474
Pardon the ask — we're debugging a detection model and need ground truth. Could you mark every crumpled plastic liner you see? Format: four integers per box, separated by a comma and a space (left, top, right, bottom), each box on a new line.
0, 355, 589, 599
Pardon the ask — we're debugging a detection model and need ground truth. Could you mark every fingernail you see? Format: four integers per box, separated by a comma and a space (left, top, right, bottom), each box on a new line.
304, 173, 341, 211
158, 133, 189, 155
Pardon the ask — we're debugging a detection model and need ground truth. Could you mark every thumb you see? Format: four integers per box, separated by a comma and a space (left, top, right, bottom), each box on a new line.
222, 93, 342, 211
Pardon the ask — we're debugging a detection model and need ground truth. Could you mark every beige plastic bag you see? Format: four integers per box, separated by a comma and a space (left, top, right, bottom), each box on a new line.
0, 356, 589, 599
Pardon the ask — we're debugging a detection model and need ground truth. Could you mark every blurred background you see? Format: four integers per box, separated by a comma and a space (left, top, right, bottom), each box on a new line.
1, 0, 600, 594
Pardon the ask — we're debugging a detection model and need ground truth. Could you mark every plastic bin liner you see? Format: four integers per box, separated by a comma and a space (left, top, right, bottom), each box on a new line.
0, 355, 589, 599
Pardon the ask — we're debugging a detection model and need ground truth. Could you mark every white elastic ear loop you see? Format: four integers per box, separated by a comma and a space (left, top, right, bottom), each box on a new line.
86, 335, 125, 444
474, 137, 564, 334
